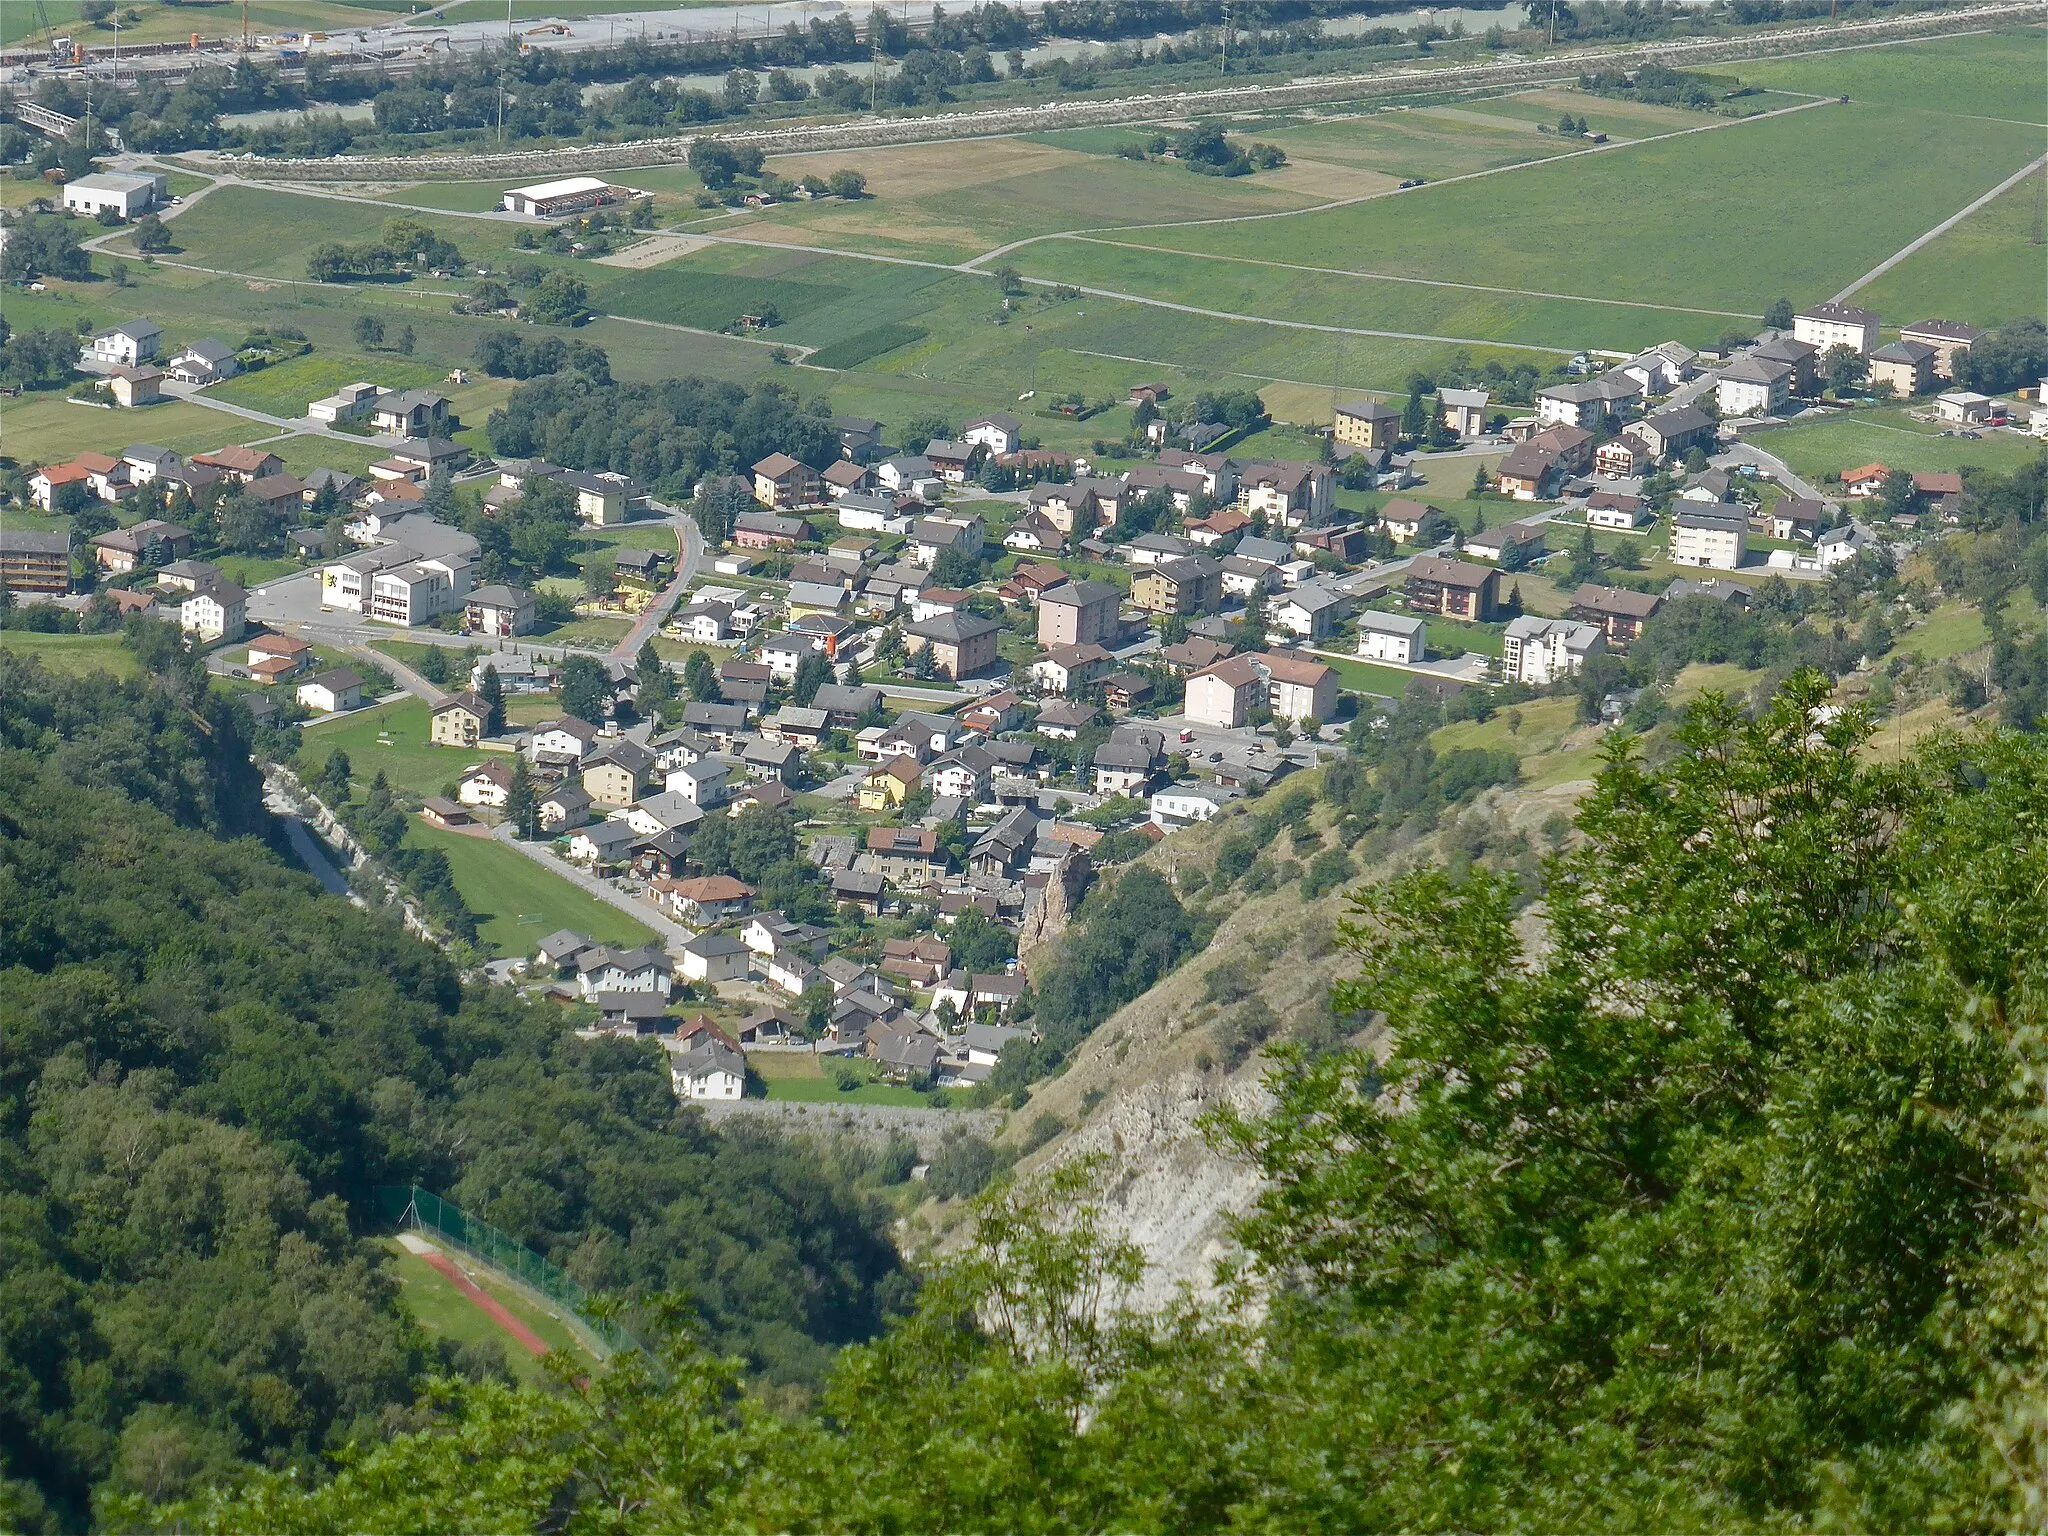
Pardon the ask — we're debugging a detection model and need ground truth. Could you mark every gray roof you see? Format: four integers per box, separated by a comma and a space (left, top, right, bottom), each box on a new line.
909, 611, 1000, 644
1673, 502, 1750, 533
1359, 609, 1427, 639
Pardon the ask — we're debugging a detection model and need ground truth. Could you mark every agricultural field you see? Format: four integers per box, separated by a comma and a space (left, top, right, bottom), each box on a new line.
1733, 26, 2048, 124
402, 820, 661, 956
1240, 104, 1586, 182
1858, 169, 2048, 329
208, 350, 450, 420
1751, 409, 2047, 482
0, 0, 398, 45
0, 396, 268, 463
0, 632, 140, 678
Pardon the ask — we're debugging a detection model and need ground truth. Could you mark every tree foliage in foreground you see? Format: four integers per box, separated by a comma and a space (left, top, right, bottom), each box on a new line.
150, 672, 2048, 1531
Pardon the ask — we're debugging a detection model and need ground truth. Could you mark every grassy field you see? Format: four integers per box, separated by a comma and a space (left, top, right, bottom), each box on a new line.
1242, 104, 1584, 182
378, 1237, 598, 1387
404, 820, 658, 955
1751, 410, 2046, 482
0, 632, 140, 678
1858, 168, 2048, 329
209, 351, 450, 420
1734, 27, 2048, 124
749, 1050, 944, 1108
303, 697, 511, 797
1132, 99, 2045, 314
2, 396, 267, 466
0, 1, 397, 46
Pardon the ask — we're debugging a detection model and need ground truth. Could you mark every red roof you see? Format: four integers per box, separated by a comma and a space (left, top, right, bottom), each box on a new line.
1842, 463, 1891, 483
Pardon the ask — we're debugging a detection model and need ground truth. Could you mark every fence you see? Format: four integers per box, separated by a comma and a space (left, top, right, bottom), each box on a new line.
375, 1184, 637, 1360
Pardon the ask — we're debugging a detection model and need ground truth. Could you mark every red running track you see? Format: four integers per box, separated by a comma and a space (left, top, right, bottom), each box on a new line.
415, 1245, 551, 1359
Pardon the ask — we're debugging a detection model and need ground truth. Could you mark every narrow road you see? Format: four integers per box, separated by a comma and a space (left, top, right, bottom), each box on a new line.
356, 642, 450, 707
489, 822, 697, 949
1717, 441, 1834, 504
610, 503, 705, 661
1830, 151, 2048, 302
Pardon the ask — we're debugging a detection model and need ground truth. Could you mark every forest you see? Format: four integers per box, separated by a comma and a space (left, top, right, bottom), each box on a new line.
107, 671, 2048, 1533
0, 649, 907, 1532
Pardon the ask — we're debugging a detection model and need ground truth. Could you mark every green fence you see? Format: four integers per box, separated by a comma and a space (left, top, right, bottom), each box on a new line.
375, 1184, 636, 1359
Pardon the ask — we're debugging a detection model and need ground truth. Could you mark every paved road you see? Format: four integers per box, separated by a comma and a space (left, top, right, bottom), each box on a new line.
489, 822, 697, 950
611, 502, 705, 661
1716, 442, 1834, 504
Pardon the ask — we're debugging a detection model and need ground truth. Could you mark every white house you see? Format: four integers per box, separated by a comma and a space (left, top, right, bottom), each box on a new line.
1669, 504, 1749, 570
1150, 782, 1242, 828
1793, 301, 1881, 356
576, 945, 673, 1000
666, 759, 730, 808
164, 337, 240, 385
758, 632, 823, 682
178, 578, 247, 643
1716, 357, 1794, 417
62, 171, 165, 220
670, 1039, 745, 1101
1357, 610, 1427, 665
1270, 584, 1347, 641
309, 381, 381, 425
295, 668, 362, 714
680, 932, 751, 985
962, 413, 1022, 456
83, 319, 163, 368
1501, 616, 1605, 685
530, 718, 599, 764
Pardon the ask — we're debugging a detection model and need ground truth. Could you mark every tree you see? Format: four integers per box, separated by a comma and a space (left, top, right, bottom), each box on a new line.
505, 756, 536, 838
477, 663, 505, 734
1823, 343, 1868, 394
354, 313, 385, 349
827, 168, 868, 199
1764, 297, 1794, 329
1880, 466, 1922, 521
684, 649, 720, 703
398, 324, 417, 356
1400, 389, 1428, 442
559, 655, 609, 723
318, 749, 353, 802
1470, 462, 1490, 498
417, 645, 450, 685
637, 640, 673, 706
525, 270, 591, 325
900, 413, 952, 454
791, 648, 832, 707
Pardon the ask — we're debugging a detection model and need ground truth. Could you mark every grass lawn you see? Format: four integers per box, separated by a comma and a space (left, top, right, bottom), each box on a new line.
1752, 410, 2046, 482
1671, 660, 1769, 706
302, 697, 514, 797
1431, 693, 1584, 762
209, 351, 450, 420
212, 555, 303, 587
377, 1237, 598, 1386
1318, 654, 1431, 698
403, 821, 659, 955
261, 435, 394, 478
1, 396, 263, 465
1858, 167, 2048, 329
750, 1050, 944, 1108
0, 631, 139, 678
1895, 601, 1991, 663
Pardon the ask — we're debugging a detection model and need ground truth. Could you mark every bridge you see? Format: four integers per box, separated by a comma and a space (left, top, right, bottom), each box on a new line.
10, 100, 77, 139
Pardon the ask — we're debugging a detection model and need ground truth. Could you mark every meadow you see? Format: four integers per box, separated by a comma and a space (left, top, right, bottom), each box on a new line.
0, 632, 140, 678
1, 396, 269, 462
403, 820, 661, 956
209, 350, 451, 420
0, 0, 399, 45
1733, 27, 2048, 124
1751, 409, 2047, 481
1858, 169, 2048, 329
304, 696, 512, 799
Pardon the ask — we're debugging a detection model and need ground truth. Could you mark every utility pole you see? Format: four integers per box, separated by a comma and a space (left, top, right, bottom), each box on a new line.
1221, 0, 1230, 73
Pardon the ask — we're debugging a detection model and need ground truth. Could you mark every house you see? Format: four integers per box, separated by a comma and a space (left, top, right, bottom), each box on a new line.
1159, 448, 1235, 498
1035, 579, 1120, 648
971, 805, 1042, 875
1035, 699, 1099, 739
582, 739, 657, 807
1751, 335, 1820, 393
921, 439, 983, 482
743, 739, 800, 783
82, 318, 164, 367
1333, 398, 1401, 453
1911, 472, 1964, 516
1184, 655, 1267, 728
1150, 782, 1242, 829
752, 453, 818, 508
876, 455, 938, 495
179, 577, 248, 643
1441, 387, 1491, 437
1935, 391, 1996, 425
309, 381, 382, 426
925, 745, 996, 803
1184, 506, 1252, 546
1494, 441, 1562, 501
1535, 372, 1642, 429
0, 532, 73, 598
192, 445, 285, 486
1816, 521, 1875, 569
371, 390, 451, 439
1003, 511, 1066, 554
670, 1039, 746, 1101
465, 583, 536, 639
1793, 301, 1881, 355
245, 474, 307, 518
1669, 504, 1749, 570
296, 668, 362, 714
591, 990, 668, 1032
859, 755, 924, 812
1092, 735, 1163, 797
535, 930, 597, 973
812, 684, 884, 725
1025, 482, 1103, 537
63, 171, 165, 219
1256, 651, 1338, 724
1898, 320, 1985, 381
1623, 405, 1717, 463
1235, 461, 1333, 528
832, 416, 883, 460
1716, 357, 1794, 417
1028, 642, 1113, 696
820, 458, 873, 499
1357, 610, 1428, 664
1770, 497, 1830, 540
1132, 555, 1222, 615
1271, 583, 1348, 641
567, 819, 641, 866
683, 701, 752, 747
457, 760, 515, 808
905, 612, 1001, 679
963, 413, 1023, 455
1568, 584, 1662, 648
1406, 556, 1501, 622
1868, 339, 1937, 398
1594, 438, 1649, 478
530, 717, 601, 765
244, 633, 311, 678
1101, 672, 1153, 711
164, 337, 240, 385
1220, 555, 1279, 601
104, 365, 163, 409
1585, 490, 1650, 530
1502, 615, 1605, 685
733, 510, 813, 548
882, 935, 954, 987
420, 796, 474, 831
1465, 521, 1546, 566
911, 516, 985, 569
429, 692, 492, 747
89, 519, 192, 573
675, 927, 751, 983
538, 783, 593, 831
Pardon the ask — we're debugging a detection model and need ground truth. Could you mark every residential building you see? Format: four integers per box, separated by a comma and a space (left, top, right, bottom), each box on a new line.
1333, 398, 1401, 453
1594, 438, 1649, 478
1405, 556, 1501, 622
821, 458, 873, 499
927, 745, 996, 802
1568, 584, 1662, 648
1898, 320, 1985, 380
962, 412, 1023, 455
371, 390, 451, 439
1256, 651, 1338, 724
1357, 610, 1427, 664
859, 755, 924, 812
910, 516, 985, 568
429, 691, 491, 747
833, 416, 883, 459
531, 717, 600, 766
164, 337, 239, 385
1793, 301, 1881, 355
104, 365, 163, 408
309, 381, 381, 425
1236, 461, 1333, 528
905, 612, 1001, 678
89, 519, 192, 573
82, 318, 164, 368
1028, 642, 1113, 696
1150, 782, 1242, 828
179, 577, 247, 643
1441, 387, 1491, 437
678, 928, 752, 981
1621, 405, 1717, 462
1868, 339, 1937, 397
1586, 490, 1650, 530
1816, 521, 1875, 569
670, 1038, 745, 1101
1091, 736, 1162, 797
1184, 655, 1267, 728
62, 170, 166, 219
1752, 336, 1820, 393
538, 783, 592, 831
582, 739, 657, 807
567, 819, 640, 866
752, 453, 818, 508
1716, 357, 1794, 417
1132, 555, 1222, 615
1535, 372, 1641, 429
577, 945, 673, 999
194, 445, 283, 484
1494, 441, 1561, 501
457, 761, 515, 808
1502, 616, 1605, 684
465, 584, 536, 638
1669, 503, 1749, 570
1770, 497, 1829, 540
1271, 583, 1347, 640
296, 668, 362, 713
1465, 521, 1546, 566
922, 439, 983, 482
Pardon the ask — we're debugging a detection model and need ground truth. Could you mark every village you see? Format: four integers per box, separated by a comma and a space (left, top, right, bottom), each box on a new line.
3, 291, 2041, 1108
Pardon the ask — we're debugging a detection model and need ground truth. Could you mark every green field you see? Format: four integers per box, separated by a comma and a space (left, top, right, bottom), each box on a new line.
304, 697, 510, 797
1751, 409, 2047, 482
1735, 27, 2048, 124
403, 820, 660, 955
137, 185, 531, 283
750, 1050, 943, 1108
1314, 653, 1435, 698
1239, 104, 1584, 182
209, 350, 450, 420
1858, 169, 2048, 329
378, 1238, 599, 1387
0, 632, 140, 678
1, 396, 266, 466
0, 0, 398, 46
